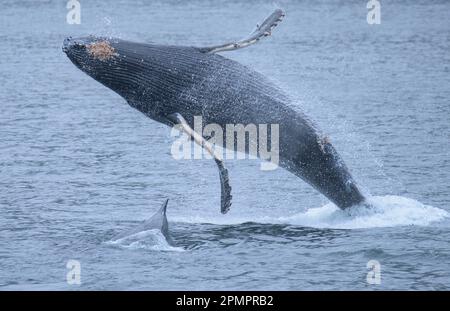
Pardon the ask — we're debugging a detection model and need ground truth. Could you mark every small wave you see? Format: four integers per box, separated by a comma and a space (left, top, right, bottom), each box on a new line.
105, 229, 184, 252
0, 282, 71, 291
173, 196, 448, 229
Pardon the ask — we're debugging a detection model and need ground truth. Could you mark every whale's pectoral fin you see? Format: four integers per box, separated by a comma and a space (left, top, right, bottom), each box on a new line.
198, 8, 285, 54
166, 113, 232, 214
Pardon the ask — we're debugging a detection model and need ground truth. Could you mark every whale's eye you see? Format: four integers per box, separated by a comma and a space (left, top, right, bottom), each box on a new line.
87, 41, 117, 61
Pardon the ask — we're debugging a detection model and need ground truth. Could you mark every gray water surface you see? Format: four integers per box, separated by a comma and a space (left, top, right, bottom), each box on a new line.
0, 0, 449, 290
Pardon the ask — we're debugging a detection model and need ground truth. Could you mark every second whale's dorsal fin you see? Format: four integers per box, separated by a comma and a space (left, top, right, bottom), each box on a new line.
112, 199, 172, 244
157, 198, 169, 216
143, 199, 170, 239
198, 9, 285, 54
147, 198, 172, 244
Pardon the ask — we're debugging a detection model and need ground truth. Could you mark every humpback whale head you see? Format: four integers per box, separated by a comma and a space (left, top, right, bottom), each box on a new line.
63, 36, 118, 73
62, 36, 148, 101
62, 35, 203, 110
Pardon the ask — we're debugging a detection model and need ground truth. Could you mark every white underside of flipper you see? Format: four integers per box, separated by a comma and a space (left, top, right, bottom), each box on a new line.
198, 9, 285, 54
167, 113, 232, 214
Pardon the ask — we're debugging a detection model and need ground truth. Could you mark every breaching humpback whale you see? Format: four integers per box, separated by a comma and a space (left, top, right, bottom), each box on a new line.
63, 9, 366, 212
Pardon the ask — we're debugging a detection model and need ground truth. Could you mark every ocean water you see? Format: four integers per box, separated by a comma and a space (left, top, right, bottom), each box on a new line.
0, 0, 449, 290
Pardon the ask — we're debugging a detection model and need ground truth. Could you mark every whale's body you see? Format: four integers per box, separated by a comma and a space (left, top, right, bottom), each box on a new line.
63, 34, 365, 209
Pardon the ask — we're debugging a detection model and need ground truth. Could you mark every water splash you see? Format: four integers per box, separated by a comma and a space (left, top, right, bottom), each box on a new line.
105, 229, 184, 252
173, 196, 448, 229
280, 195, 449, 229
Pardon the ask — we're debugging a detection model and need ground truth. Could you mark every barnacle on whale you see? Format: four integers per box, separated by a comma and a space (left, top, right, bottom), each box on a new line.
87, 41, 117, 61
318, 135, 331, 153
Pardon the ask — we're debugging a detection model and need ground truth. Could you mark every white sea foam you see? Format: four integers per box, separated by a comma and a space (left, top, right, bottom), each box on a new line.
279, 195, 449, 229
173, 196, 449, 229
105, 229, 184, 252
